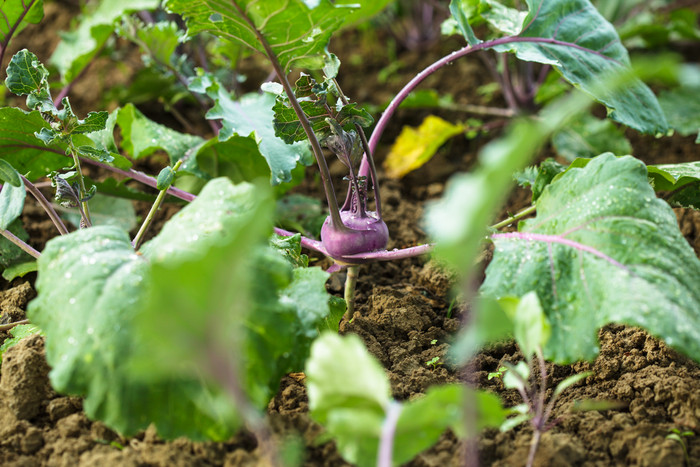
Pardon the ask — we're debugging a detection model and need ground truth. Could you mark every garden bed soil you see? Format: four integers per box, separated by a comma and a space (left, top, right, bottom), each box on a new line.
2, 3, 700, 466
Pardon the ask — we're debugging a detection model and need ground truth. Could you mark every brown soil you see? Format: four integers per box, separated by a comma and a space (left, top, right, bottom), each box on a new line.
2, 4, 700, 467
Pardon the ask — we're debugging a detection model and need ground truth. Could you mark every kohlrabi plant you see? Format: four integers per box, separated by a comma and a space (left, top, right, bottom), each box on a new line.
0, 0, 699, 466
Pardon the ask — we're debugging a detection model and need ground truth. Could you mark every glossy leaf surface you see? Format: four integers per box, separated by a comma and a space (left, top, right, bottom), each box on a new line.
206, 89, 312, 185
482, 154, 700, 363
166, 0, 355, 70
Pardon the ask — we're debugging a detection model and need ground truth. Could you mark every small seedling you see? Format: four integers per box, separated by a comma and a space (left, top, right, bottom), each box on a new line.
425, 356, 442, 369
667, 427, 694, 466
487, 366, 508, 381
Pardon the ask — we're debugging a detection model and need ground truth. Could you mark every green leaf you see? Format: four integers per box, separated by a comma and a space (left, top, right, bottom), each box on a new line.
306, 333, 506, 466
658, 84, 700, 139
281, 267, 331, 336
1, 261, 37, 281
481, 153, 700, 363
424, 91, 590, 272
179, 135, 272, 190
0, 0, 44, 46
449, 0, 482, 45
552, 113, 632, 162
306, 333, 391, 425
484, 0, 668, 134
49, 0, 160, 83
531, 158, 566, 202
393, 385, 468, 465
648, 161, 700, 210
119, 20, 183, 66
61, 193, 137, 231
275, 194, 326, 238
481, 0, 527, 36
506, 291, 551, 360
552, 371, 592, 400
269, 233, 309, 268
0, 173, 26, 230
206, 89, 312, 185
0, 160, 22, 187
0, 325, 43, 362
72, 111, 109, 134
4, 49, 49, 97
166, 0, 357, 71
140, 179, 267, 263
74, 145, 114, 164
117, 103, 204, 162
502, 361, 530, 391
29, 179, 298, 440
451, 296, 513, 363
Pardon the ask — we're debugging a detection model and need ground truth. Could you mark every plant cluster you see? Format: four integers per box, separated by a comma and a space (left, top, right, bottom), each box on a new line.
0, 0, 699, 465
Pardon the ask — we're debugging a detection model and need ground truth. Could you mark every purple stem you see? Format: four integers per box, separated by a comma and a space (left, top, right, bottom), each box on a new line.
377, 402, 403, 467
22, 174, 69, 235
360, 35, 619, 177
86, 159, 196, 202
491, 232, 630, 272
1, 227, 40, 258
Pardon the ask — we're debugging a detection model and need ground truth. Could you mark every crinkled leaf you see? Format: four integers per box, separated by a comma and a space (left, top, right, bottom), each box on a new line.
0, 0, 44, 47
72, 111, 109, 134
49, 0, 159, 83
4, 49, 49, 98
280, 267, 331, 336
121, 20, 183, 66
384, 115, 464, 179
530, 158, 566, 202
206, 89, 312, 184
552, 113, 632, 162
0, 173, 26, 230
75, 145, 114, 164
481, 0, 527, 36
481, 153, 700, 363
273, 99, 372, 145
269, 233, 309, 268
0, 325, 43, 362
117, 103, 204, 162
166, 0, 357, 70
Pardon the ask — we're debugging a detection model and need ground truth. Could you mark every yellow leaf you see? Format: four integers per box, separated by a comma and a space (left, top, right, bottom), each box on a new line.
383, 115, 464, 178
